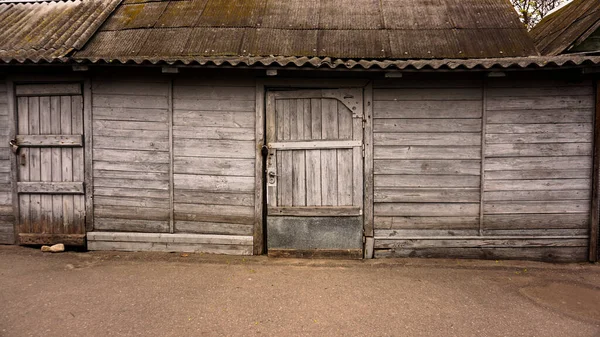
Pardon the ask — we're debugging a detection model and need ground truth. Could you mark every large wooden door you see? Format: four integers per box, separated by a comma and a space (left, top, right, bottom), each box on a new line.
265, 89, 364, 257
13, 83, 86, 246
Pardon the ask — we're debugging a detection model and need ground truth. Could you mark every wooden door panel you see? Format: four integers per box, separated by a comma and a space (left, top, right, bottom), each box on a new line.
14, 85, 86, 245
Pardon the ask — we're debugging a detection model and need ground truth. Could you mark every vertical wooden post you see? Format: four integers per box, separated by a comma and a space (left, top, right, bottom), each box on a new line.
590, 80, 600, 262
363, 82, 374, 258
168, 78, 174, 234
479, 78, 487, 236
253, 81, 265, 255
84, 79, 94, 233
7, 79, 17, 244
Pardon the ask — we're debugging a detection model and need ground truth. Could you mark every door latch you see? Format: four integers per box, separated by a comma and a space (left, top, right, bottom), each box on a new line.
9, 139, 19, 154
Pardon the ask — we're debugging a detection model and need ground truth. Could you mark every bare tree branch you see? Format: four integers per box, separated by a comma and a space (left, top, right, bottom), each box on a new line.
510, 0, 567, 30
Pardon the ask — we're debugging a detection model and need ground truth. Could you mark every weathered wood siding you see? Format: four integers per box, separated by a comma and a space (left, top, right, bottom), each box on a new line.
91, 77, 171, 233
0, 78, 14, 244
372, 79, 484, 237
372, 77, 593, 261
482, 79, 593, 256
172, 78, 255, 237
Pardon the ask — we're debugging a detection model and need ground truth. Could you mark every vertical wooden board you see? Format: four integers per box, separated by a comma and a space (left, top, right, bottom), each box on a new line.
321, 149, 338, 206
17, 97, 30, 233
60, 96, 74, 234
71, 96, 85, 233
311, 98, 322, 140
50, 97, 63, 233
305, 149, 322, 206
28, 97, 41, 233
292, 150, 306, 206
322, 99, 338, 140
275, 99, 284, 141
276, 150, 282, 206
338, 101, 353, 140
39, 97, 53, 232
337, 149, 353, 205
282, 100, 291, 141
302, 99, 312, 140
280, 150, 293, 206
289, 99, 299, 140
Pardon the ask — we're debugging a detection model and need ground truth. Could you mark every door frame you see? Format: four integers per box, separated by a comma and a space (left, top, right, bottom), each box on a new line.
7, 76, 93, 245
254, 78, 374, 257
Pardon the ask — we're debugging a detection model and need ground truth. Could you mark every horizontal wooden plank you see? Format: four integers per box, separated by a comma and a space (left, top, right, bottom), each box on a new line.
483, 213, 589, 230
94, 196, 169, 208
374, 101, 482, 119
486, 109, 592, 124
93, 94, 168, 109
16, 135, 82, 147
374, 88, 482, 101
173, 99, 255, 112
174, 76, 255, 87
482, 229, 589, 236
18, 234, 85, 246
485, 156, 592, 171
374, 203, 480, 217
174, 85, 255, 100
485, 143, 592, 157
375, 175, 480, 188
94, 127, 169, 139
375, 146, 481, 160
93, 149, 169, 163
88, 232, 252, 245
92, 80, 168, 96
485, 132, 592, 144
484, 200, 590, 214
174, 190, 254, 207
374, 132, 481, 146
95, 205, 170, 221
484, 189, 591, 202
175, 221, 253, 236
173, 139, 255, 159
375, 238, 588, 249
88, 241, 253, 255
16, 83, 81, 96
93, 161, 169, 173
374, 229, 480, 238
269, 140, 361, 150
374, 247, 588, 262
93, 107, 168, 123
374, 119, 482, 133
93, 187, 168, 199
94, 178, 169, 190
173, 111, 254, 128
17, 182, 84, 194
374, 79, 482, 89
0, 191, 11, 205
94, 120, 167, 131
94, 136, 169, 152
93, 219, 169, 233
486, 96, 594, 110
374, 160, 481, 175
174, 204, 254, 225
484, 169, 591, 180
173, 125, 254, 141
375, 188, 480, 203
486, 123, 592, 134
174, 157, 254, 177
174, 174, 254, 193
486, 86, 593, 97
268, 206, 361, 217
484, 179, 590, 191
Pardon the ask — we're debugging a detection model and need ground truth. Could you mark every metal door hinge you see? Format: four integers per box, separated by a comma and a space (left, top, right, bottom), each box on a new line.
361, 144, 365, 158
362, 118, 366, 129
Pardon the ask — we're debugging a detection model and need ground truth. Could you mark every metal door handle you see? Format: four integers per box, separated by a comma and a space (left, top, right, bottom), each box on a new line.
9, 139, 19, 154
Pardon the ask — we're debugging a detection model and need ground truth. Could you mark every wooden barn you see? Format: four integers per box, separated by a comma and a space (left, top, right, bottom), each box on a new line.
1, 0, 600, 262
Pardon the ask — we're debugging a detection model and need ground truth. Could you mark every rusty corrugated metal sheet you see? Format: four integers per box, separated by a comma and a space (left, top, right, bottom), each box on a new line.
531, 0, 600, 56
0, 0, 122, 63
74, 0, 538, 62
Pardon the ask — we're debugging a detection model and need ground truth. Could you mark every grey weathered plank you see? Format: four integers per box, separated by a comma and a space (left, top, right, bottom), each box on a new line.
375, 203, 480, 217
374, 101, 482, 119
16, 83, 81, 96
173, 174, 254, 193
375, 229, 480, 238
93, 94, 168, 109
292, 150, 306, 206
375, 238, 588, 249
484, 169, 591, 180
17, 182, 84, 194
375, 175, 480, 188
173, 125, 254, 140
484, 179, 590, 191
93, 161, 169, 173
175, 220, 253, 236
485, 156, 592, 171
487, 123, 592, 134
88, 240, 253, 255
374, 159, 481, 175
93, 170, 168, 181
94, 218, 169, 233
486, 110, 592, 124
484, 189, 591, 202
305, 149, 322, 206
92, 80, 168, 96
94, 128, 168, 139
94, 136, 169, 152
95, 205, 170, 221
268, 206, 361, 217
94, 120, 167, 131
374, 146, 481, 160
268, 140, 361, 149
486, 86, 593, 97
173, 111, 254, 128
483, 213, 589, 229
174, 203, 254, 220
93, 149, 170, 163
321, 149, 338, 206
483, 229, 589, 236
374, 88, 482, 101
486, 96, 594, 110
374, 247, 588, 262
374, 119, 482, 133
484, 201, 590, 214
173, 139, 254, 159
485, 132, 592, 144
174, 85, 255, 100
93, 187, 167, 199
173, 99, 254, 112
93, 107, 168, 123
94, 196, 169, 208
16, 135, 83, 147
485, 143, 592, 157
374, 133, 481, 146
174, 190, 254, 207
173, 157, 254, 176
94, 178, 168, 190
374, 188, 480, 203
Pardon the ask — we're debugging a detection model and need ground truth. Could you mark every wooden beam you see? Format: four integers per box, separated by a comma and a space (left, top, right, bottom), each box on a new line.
268, 249, 363, 259
363, 82, 375, 255
590, 80, 600, 262
269, 140, 362, 150
15, 83, 82, 97
16, 135, 82, 147
17, 182, 84, 194
7, 79, 17, 245
254, 81, 265, 255
84, 79, 94, 232
268, 206, 361, 217
18, 233, 85, 246
168, 79, 174, 234
480, 78, 487, 236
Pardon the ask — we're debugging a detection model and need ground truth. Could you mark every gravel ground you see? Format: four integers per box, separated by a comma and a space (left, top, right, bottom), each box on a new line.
0, 245, 599, 337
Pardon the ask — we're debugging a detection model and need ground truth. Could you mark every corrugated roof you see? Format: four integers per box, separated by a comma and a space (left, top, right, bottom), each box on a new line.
531, 0, 600, 56
75, 0, 539, 62
0, 0, 122, 63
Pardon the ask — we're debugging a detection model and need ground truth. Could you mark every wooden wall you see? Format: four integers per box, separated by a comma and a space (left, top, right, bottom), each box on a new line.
0, 78, 14, 244
372, 76, 593, 261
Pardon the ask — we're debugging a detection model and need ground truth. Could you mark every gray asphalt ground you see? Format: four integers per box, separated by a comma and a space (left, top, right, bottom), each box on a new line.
0, 245, 599, 337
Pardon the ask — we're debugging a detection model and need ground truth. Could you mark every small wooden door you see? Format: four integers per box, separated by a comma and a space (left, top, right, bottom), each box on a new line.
13, 83, 86, 246
265, 89, 364, 257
